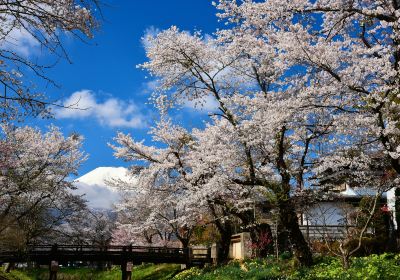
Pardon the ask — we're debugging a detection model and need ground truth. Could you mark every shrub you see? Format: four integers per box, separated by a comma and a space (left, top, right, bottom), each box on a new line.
174, 253, 400, 280
291, 253, 400, 280
345, 237, 386, 256
174, 267, 202, 280
310, 240, 340, 256
279, 251, 292, 260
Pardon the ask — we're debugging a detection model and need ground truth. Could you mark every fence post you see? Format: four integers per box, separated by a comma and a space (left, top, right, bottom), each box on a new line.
125, 262, 133, 280
49, 260, 59, 280
185, 247, 193, 268
49, 244, 59, 280
127, 244, 133, 279
121, 246, 133, 280
121, 246, 126, 280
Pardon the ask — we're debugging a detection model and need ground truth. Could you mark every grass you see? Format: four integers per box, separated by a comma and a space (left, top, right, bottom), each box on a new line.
172, 253, 400, 280
132, 263, 182, 279
5, 253, 400, 280
1, 263, 182, 280
1, 269, 32, 280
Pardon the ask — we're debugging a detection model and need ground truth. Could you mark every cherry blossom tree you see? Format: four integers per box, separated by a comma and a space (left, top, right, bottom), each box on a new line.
138, 25, 329, 265
216, 0, 400, 260
109, 0, 400, 267
189, 119, 270, 261
133, 0, 400, 266
111, 116, 264, 262
110, 119, 204, 249
0, 124, 87, 241
215, 0, 400, 177
58, 209, 116, 246
113, 185, 175, 247
1, 192, 87, 250
0, 0, 100, 120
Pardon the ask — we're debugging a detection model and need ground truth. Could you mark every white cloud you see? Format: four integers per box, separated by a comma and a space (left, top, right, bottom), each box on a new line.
54, 90, 147, 128
137, 79, 160, 98
0, 26, 40, 56
183, 95, 219, 112
143, 79, 159, 93
73, 181, 120, 209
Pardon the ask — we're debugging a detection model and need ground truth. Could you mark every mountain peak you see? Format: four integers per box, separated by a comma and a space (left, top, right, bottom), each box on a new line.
73, 166, 136, 209
75, 166, 133, 187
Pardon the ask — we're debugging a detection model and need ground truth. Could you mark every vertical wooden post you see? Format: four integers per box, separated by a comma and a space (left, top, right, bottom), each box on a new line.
126, 245, 133, 280
121, 245, 133, 280
211, 244, 217, 265
49, 244, 59, 280
121, 262, 127, 280
49, 260, 58, 280
185, 247, 193, 268
125, 262, 133, 280
121, 261, 133, 280
121, 246, 126, 280
121, 246, 134, 280
207, 247, 212, 263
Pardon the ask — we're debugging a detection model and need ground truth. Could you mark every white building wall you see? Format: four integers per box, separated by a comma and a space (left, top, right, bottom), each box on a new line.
303, 202, 354, 226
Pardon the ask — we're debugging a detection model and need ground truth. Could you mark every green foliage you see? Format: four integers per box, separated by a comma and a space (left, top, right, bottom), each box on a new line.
173, 254, 400, 280
357, 196, 385, 232
173, 259, 292, 280
293, 254, 400, 280
5, 267, 122, 280
1, 269, 32, 280
1, 263, 181, 280
190, 223, 219, 246
173, 267, 203, 280
279, 251, 292, 260
132, 263, 181, 280
4, 255, 400, 280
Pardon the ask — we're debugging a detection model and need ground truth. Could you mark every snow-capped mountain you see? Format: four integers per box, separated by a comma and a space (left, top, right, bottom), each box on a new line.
73, 167, 136, 210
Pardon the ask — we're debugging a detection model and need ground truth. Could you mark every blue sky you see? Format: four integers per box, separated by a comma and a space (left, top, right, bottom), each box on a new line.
25, 1, 221, 176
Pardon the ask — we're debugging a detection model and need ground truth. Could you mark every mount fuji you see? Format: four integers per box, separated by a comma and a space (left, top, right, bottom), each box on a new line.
73, 167, 136, 210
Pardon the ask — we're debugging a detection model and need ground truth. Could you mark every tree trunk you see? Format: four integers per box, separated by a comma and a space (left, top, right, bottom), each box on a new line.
179, 238, 190, 249
217, 227, 232, 264
278, 199, 313, 266
208, 202, 233, 264
341, 255, 350, 270
214, 218, 233, 264
277, 222, 290, 254
275, 126, 312, 266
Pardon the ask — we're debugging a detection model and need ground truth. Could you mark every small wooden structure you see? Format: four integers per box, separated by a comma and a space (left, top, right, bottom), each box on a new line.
0, 244, 212, 280
229, 233, 252, 260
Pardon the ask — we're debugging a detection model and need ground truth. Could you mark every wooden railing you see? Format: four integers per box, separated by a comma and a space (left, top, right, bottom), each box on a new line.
299, 225, 373, 240
0, 244, 211, 265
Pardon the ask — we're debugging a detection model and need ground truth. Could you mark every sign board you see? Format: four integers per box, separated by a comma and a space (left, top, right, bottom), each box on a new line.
211, 244, 217, 259
50, 261, 59, 272
126, 262, 133, 272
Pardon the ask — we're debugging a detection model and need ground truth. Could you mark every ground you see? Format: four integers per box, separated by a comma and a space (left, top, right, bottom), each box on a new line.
2, 254, 400, 279
0, 263, 181, 280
